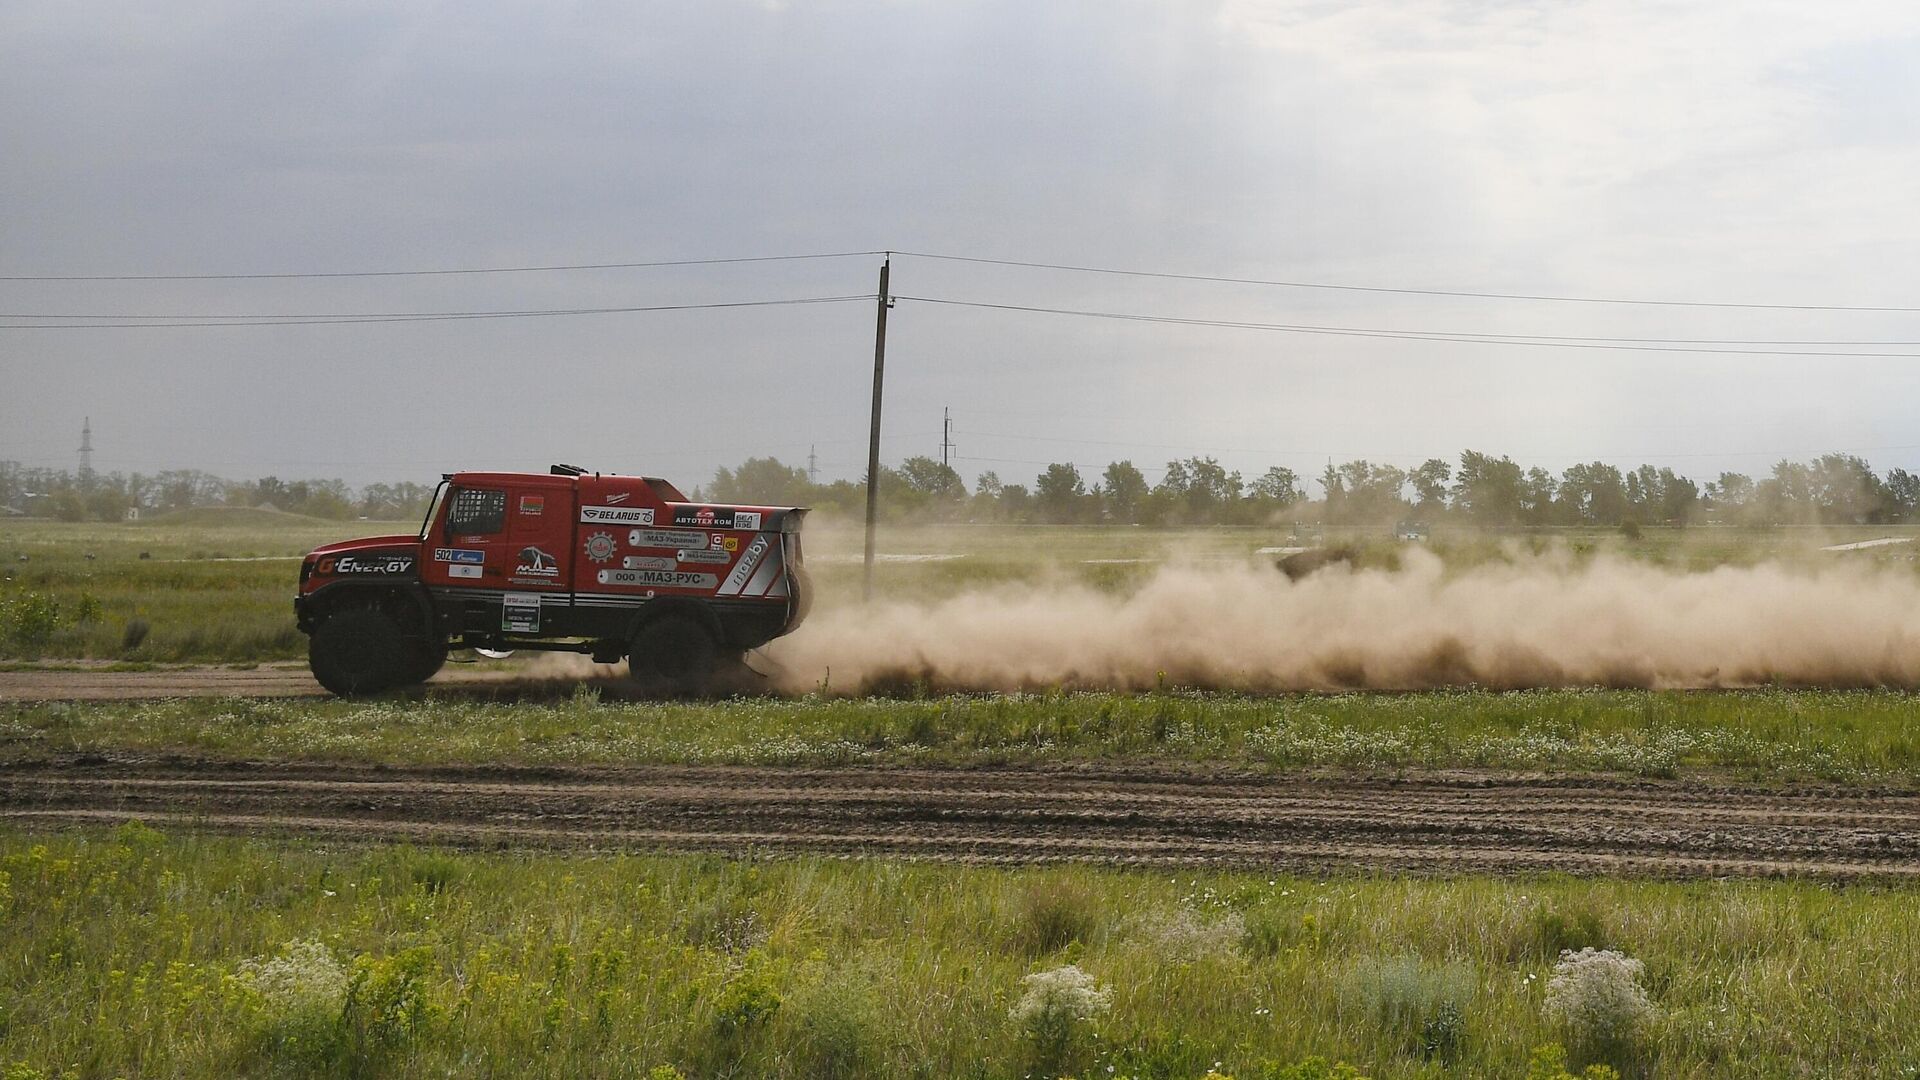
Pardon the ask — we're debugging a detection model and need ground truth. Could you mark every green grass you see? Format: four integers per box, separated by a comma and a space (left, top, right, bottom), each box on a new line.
0, 514, 408, 663
2, 825, 1917, 1078
6, 688, 1920, 783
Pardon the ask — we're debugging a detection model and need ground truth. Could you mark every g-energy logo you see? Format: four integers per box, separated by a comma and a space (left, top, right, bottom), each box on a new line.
320, 553, 415, 576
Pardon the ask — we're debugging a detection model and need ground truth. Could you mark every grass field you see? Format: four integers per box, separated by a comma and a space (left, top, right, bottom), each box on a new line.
1, 825, 1915, 1079
5, 688, 1917, 784
6, 510, 1920, 665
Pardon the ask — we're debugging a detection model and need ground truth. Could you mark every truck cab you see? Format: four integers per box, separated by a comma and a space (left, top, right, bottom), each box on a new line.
295, 465, 809, 695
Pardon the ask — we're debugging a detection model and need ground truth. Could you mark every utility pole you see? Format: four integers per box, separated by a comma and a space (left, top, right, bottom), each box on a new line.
862, 255, 892, 602
78, 417, 94, 492
941, 407, 955, 470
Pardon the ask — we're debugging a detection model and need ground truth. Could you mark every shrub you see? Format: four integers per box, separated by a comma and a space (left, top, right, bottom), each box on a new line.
1250, 1060, 1373, 1080
73, 593, 102, 625
1543, 949, 1657, 1061
236, 939, 351, 1063
1521, 907, 1608, 960
120, 617, 150, 652
343, 947, 439, 1055
2, 593, 58, 648
1010, 964, 1111, 1076
1340, 954, 1473, 1058
1145, 906, 1247, 962
1527, 1043, 1622, 1080
1013, 876, 1097, 955
782, 970, 880, 1079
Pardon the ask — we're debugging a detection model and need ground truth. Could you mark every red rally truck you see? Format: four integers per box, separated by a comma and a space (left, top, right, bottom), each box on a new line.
295, 465, 809, 695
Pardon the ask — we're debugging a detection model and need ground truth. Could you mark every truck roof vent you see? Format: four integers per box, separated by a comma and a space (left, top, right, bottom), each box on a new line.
549, 463, 588, 476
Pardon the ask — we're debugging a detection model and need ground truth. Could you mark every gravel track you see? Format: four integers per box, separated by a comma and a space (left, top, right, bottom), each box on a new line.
5, 759, 1919, 878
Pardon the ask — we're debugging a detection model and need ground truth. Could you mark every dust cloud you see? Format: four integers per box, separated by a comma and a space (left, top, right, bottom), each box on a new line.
758, 548, 1920, 693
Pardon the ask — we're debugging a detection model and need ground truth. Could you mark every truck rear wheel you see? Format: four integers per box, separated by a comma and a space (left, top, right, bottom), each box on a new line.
629, 614, 718, 694
309, 608, 407, 697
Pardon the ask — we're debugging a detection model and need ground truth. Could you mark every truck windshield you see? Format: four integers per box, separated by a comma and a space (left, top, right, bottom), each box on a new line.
418, 481, 449, 540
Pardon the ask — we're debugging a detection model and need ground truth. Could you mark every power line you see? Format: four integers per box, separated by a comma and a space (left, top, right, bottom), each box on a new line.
0, 250, 885, 283
894, 296, 1920, 358
896, 251, 1920, 313
0, 295, 870, 329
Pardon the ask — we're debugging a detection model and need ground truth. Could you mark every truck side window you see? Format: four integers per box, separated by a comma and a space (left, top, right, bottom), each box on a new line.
447, 488, 507, 535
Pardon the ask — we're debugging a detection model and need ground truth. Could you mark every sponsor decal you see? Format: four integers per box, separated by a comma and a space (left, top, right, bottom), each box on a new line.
719, 534, 772, 595
678, 548, 731, 564
672, 506, 737, 529
519, 494, 544, 515
584, 532, 618, 563
629, 528, 707, 549
448, 564, 483, 579
515, 545, 559, 577
732, 510, 762, 531
581, 505, 654, 525
433, 548, 484, 564
604, 492, 631, 504
595, 569, 718, 588
723, 536, 739, 552
621, 555, 676, 571
502, 592, 541, 633
327, 553, 415, 576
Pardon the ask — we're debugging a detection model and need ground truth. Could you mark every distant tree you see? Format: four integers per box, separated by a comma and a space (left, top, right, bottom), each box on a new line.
1248, 466, 1304, 514
899, 456, 967, 500
1558, 462, 1628, 525
1520, 467, 1558, 525
710, 457, 815, 506
1452, 451, 1524, 524
1885, 469, 1920, 523
1099, 461, 1149, 523
1703, 472, 1756, 522
998, 482, 1032, 521
1410, 459, 1452, 515
1034, 463, 1087, 523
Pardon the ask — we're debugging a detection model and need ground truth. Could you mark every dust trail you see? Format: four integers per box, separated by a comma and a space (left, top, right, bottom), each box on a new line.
760, 549, 1920, 693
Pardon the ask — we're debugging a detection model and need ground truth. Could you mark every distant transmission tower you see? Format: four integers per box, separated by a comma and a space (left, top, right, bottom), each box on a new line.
78, 417, 95, 491
807, 445, 819, 482
941, 407, 956, 469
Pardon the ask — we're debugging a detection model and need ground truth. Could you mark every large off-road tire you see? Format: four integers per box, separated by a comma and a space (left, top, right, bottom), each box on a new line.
628, 613, 719, 695
309, 608, 408, 697
398, 638, 449, 687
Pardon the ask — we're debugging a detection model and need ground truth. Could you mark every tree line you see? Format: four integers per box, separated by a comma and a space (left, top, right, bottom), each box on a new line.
0, 463, 436, 522
9, 450, 1917, 529
705, 451, 1920, 528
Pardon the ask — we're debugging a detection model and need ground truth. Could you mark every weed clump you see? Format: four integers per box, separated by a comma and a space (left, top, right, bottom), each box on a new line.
1012, 876, 1097, 955
1340, 954, 1473, 1060
1009, 964, 1110, 1077
1544, 949, 1657, 1065
235, 939, 352, 1068
1144, 905, 1247, 962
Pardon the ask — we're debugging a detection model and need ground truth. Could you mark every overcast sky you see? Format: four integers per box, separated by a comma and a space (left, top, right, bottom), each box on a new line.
5, 0, 1920, 491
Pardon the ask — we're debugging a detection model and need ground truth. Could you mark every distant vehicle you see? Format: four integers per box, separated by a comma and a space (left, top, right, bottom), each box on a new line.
295, 465, 809, 695
1395, 520, 1430, 542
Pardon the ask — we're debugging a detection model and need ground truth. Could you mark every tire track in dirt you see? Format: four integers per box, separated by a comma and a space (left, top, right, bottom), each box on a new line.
4, 760, 1919, 878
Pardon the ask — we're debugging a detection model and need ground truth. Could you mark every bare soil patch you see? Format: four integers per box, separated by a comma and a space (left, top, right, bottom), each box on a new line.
5, 759, 1918, 878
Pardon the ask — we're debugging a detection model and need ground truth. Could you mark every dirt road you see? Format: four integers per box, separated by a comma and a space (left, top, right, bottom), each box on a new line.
0, 664, 569, 702
4, 759, 1918, 878
0, 666, 328, 701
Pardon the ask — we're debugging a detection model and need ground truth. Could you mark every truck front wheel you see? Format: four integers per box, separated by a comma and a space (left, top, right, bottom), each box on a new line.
629, 614, 718, 694
309, 608, 407, 696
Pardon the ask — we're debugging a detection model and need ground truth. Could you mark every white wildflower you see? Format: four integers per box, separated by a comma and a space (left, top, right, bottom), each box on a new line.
1009, 964, 1112, 1027
1143, 907, 1246, 961
1544, 948, 1658, 1048
238, 939, 348, 1021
